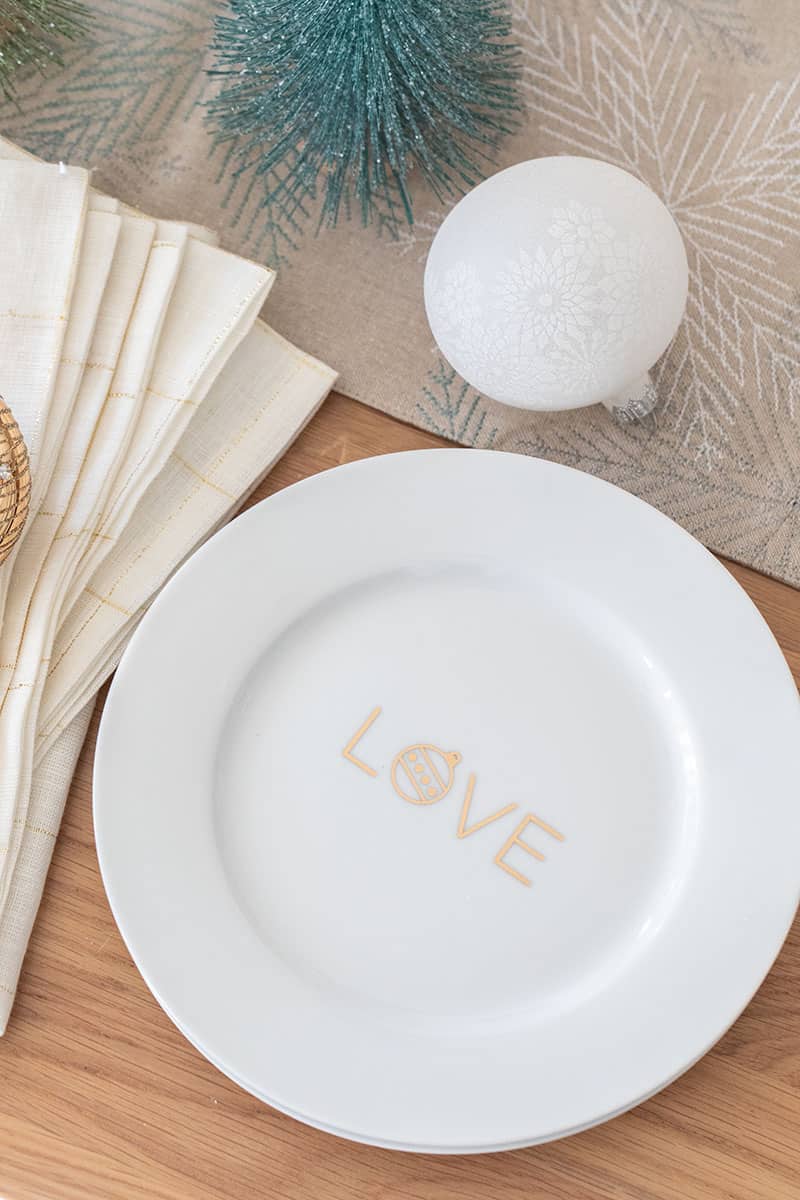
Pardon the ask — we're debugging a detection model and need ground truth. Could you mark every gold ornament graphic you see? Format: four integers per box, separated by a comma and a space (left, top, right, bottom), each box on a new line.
341, 706, 566, 887
391, 744, 462, 805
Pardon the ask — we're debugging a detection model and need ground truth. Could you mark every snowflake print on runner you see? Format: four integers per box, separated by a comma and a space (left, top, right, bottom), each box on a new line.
415, 2, 800, 476
512, 0, 800, 466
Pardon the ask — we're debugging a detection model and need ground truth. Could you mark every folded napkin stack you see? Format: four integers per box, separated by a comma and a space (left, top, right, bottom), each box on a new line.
0, 135, 337, 1032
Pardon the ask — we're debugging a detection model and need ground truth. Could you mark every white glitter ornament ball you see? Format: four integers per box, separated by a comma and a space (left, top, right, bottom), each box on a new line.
424, 156, 688, 419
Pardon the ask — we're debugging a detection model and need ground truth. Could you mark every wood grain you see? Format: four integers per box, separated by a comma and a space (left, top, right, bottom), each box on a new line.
1, 394, 798, 1200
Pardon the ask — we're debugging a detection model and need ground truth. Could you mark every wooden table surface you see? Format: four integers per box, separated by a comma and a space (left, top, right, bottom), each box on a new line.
2, 394, 799, 1200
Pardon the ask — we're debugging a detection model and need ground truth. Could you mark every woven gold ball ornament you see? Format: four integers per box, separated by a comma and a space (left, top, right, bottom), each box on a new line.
0, 396, 31, 566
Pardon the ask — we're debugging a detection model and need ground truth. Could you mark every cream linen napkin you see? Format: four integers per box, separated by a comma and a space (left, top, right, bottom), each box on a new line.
37, 319, 326, 751
0, 160, 88, 613
20, 213, 156, 632
0, 159, 88, 487
0, 323, 336, 1032
0, 211, 122, 701
0, 232, 273, 909
0, 214, 154, 910
36, 197, 122, 502
0, 212, 152, 712
61, 239, 275, 611
0, 699, 95, 1027
0, 144, 121, 716
52, 219, 191, 612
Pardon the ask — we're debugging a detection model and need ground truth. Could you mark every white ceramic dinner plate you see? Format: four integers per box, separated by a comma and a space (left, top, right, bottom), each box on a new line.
95, 449, 800, 1153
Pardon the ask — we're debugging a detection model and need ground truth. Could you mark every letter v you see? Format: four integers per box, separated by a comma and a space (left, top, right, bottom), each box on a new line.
457, 773, 517, 839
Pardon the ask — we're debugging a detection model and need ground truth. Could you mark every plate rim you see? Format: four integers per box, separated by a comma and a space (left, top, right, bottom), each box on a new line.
94, 447, 800, 1152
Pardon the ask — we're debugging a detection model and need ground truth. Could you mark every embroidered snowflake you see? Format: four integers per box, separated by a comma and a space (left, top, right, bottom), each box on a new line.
425, 261, 483, 342
511, 0, 800, 469
597, 236, 648, 338
418, 1, 800, 582
547, 330, 606, 397
496, 245, 595, 350
548, 203, 616, 256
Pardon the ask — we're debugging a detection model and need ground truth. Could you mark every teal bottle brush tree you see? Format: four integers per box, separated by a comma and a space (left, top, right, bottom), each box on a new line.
0, 0, 90, 100
207, 0, 519, 229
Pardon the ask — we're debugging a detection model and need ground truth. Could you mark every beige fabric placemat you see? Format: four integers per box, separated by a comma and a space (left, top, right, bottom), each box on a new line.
1, 0, 799, 587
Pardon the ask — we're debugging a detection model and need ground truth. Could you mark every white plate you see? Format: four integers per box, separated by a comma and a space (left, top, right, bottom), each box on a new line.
94, 450, 800, 1153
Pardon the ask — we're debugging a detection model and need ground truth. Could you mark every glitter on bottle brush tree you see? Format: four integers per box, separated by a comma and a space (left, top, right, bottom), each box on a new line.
0, 0, 90, 100
206, 0, 519, 230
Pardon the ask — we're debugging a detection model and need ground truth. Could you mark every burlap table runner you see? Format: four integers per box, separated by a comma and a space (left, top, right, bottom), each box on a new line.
1, 0, 799, 585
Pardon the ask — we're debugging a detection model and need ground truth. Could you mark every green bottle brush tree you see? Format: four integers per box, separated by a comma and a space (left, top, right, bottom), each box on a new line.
0, 0, 90, 100
207, 0, 519, 228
